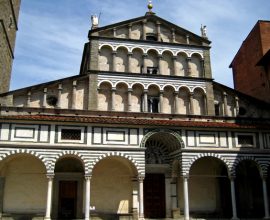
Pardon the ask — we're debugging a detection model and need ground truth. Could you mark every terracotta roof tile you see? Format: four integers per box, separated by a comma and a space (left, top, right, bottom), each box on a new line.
0, 114, 269, 129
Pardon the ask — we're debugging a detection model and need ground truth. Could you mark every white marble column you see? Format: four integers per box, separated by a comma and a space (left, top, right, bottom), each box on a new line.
200, 59, 205, 78
142, 53, 148, 74
235, 96, 239, 116
186, 57, 192, 77
112, 51, 117, 72
173, 56, 178, 76
142, 20, 147, 40
138, 176, 144, 219
223, 92, 228, 116
27, 91, 31, 107
189, 93, 194, 115
143, 90, 148, 112
171, 28, 176, 43
230, 177, 239, 220
111, 89, 116, 111
85, 175, 91, 220
159, 91, 164, 113
45, 174, 54, 220
174, 92, 178, 114
57, 83, 62, 108
156, 21, 161, 42
72, 80, 77, 109
158, 55, 162, 75
42, 88, 47, 108
132, 178, 139, 217
127, 89, 132, 112
128, 24, 132, 39
183, 176, 190, 220
262, 176, 270, 219
127, 52, 133, 73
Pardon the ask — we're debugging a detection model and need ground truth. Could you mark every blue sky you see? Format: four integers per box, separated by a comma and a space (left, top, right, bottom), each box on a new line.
10, 0, 270, 90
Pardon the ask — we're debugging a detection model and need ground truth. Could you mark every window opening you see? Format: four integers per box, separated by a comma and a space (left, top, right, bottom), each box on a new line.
238, 135, 254, 146
148, 97, 159, 113
61, 129, 81, 140
147, 67, 158, 74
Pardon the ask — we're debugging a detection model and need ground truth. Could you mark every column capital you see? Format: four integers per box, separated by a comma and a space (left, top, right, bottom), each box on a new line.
142, 53, 148, 57
156, 21, 161, 25
46, 174, 55, 179
85, 174, 92, 180
128, 23, 132, 28
182, 175, 189, 180
128, 88, 133, 92
72, 80, 77, 87
159, 90, 164, 95
111, 88, 117, 92
172, 55, 178, 60
157, 54, 163, 59
186, 57, 191, 61
138, 175, 145, 182
58, 83, 62, 90
143, 89, 148, 94
142, 19, 147, 24
112, 51, 117, 55
189, 92, 194, 97
223, 91, 227, 96
173, 91, 178, 96
235, 96, 239, 101
43, 87, 48, 93
127, 52, 133, 56
229, 175, 236, 181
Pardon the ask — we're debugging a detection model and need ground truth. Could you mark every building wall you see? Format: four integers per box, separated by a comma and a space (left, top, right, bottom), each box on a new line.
0, 0, 21, 93
231, 21, 270, 103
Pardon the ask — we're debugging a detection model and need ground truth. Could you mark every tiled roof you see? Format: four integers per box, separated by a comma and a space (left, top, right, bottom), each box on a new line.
0, 114, 269, 129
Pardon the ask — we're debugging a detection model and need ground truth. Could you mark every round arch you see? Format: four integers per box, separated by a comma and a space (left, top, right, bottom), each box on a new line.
99, 44, 114, 51
90, 152, 142, 175
234, 158, 264, 218
141, 129, 184, 150
188, 156, 232, 218
115, 45, 130, 52
192, 86, 206, 95
91, 155, 139, 215
0, 153, 47, 215
190, 52, 203, 59
98, 80, 113, 89
187, 154, 231, 176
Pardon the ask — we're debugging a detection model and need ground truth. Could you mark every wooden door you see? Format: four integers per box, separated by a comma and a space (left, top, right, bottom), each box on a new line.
144, 173, 166, 218
58, 181, 77, 219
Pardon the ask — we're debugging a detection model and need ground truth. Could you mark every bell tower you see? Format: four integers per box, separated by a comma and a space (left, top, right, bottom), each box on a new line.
0, 0, 21, 93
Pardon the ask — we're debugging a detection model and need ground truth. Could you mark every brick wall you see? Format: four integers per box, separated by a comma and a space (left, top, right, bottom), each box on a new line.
0, 0, 21, 94
231, 21, 270, 103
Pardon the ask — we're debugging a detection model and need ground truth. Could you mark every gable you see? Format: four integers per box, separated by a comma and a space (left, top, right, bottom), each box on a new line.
89, 14, 210, 46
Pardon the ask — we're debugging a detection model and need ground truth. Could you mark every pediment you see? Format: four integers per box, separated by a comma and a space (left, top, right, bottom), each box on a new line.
89, 14, 210, 46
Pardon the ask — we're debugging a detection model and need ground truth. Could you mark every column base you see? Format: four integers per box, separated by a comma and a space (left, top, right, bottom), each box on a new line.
231, 217, 239, 220
264, 217, 270, 220
171, 208, 181, 219
44, 218, 51, 220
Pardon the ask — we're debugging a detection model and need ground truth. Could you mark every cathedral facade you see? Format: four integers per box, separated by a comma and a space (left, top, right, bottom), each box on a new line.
0, 5, 270, 220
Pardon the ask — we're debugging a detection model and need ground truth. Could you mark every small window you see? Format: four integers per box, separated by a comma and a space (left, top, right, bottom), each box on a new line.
238, 135, 254, 146
148, 97, 159, 113
238, 107, 247, 116
61, 129, 81, 140
215, 103, 220, 116
147, 67, 158, 74
47, 96, 58, 106
146, 34, 157, 41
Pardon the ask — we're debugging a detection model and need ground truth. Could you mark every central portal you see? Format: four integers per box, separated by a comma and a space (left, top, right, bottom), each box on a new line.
144, 173, 166, 218
58, 181, 77, 219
